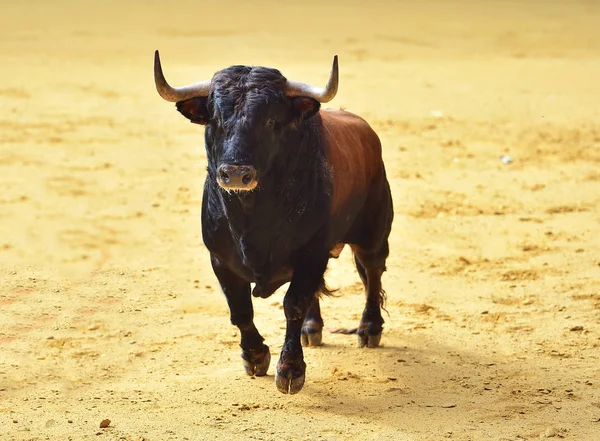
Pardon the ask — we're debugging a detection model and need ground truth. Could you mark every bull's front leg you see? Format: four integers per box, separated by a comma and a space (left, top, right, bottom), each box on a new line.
211, 254, 271, 377
276, 253, 329, 394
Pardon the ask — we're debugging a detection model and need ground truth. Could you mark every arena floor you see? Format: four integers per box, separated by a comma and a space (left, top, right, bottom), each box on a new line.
1, 1, 599, 439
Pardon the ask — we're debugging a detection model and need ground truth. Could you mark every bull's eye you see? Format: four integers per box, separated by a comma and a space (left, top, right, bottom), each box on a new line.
266, 119, 275, 128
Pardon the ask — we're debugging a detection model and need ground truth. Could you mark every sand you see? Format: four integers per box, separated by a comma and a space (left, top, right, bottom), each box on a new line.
1, 1, 600, 440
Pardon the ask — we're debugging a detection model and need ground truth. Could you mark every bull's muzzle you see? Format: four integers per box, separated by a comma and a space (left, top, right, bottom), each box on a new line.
217, 164, 258, 191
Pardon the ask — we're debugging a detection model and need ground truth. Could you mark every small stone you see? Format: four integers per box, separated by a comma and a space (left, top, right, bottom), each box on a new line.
99, 419, 111, 428
569, 325, 584, 332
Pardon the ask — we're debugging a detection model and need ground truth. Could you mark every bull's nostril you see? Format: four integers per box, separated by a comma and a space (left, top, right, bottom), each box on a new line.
241, 173, 253, 186
219, 170, 230, 184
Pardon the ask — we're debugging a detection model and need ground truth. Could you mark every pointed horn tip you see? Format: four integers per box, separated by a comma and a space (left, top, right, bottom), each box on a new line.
331, 55, 339, 83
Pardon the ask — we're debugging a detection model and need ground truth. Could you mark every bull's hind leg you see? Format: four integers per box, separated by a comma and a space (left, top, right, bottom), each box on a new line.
301, 295, 323, 347
299, 243, 347, 347
210, 254, 271, 376
352, 244, 389, 348
350, 170, 393, 348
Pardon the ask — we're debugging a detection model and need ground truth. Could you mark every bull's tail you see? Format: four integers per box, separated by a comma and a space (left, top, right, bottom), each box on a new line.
380, 287, 389, 315
317, 278, 338, 298
329, 327, 358, 335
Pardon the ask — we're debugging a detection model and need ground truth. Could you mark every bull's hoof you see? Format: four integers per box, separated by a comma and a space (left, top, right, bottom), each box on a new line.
358, 331, 382, 348
275, 360, 306, 394
301, 331, 322, 347
301, 321, 323, 347
275, 372, 305, 394
241, 345, 271, 376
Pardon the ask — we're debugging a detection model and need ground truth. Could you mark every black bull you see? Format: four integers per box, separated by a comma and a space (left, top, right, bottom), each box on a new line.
154, 51, 393, 394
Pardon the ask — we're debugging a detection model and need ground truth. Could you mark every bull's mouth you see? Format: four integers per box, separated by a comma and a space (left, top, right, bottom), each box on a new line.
217, 179, 258, 192
217, 164, 258, 192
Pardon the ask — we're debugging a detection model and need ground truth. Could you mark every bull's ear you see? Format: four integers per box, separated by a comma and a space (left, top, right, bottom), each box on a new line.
176, 97, 210, 125
290, 96, 320, 123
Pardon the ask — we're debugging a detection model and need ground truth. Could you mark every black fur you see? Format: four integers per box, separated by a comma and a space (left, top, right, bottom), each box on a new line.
171, 64, 393, 394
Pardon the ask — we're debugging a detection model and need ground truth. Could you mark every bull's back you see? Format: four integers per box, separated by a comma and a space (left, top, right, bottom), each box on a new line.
319, 109, 384, 216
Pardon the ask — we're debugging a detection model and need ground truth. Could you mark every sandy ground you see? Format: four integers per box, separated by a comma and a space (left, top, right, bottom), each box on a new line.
2, 1, 600, 440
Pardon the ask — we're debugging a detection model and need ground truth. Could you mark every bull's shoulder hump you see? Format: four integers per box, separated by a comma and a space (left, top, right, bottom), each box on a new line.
320, 108, 371, 126
320, 109, 381, 150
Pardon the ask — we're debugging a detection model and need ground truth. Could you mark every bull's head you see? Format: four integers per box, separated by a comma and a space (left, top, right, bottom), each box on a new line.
154, 51, 338, 192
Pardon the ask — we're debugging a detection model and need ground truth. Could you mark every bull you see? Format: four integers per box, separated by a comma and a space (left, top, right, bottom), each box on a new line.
154, 51, 393, 394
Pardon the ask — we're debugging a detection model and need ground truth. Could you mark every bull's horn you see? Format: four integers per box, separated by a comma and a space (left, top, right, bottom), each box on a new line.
285, 55, 338, 103
154, 50, 211, 102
